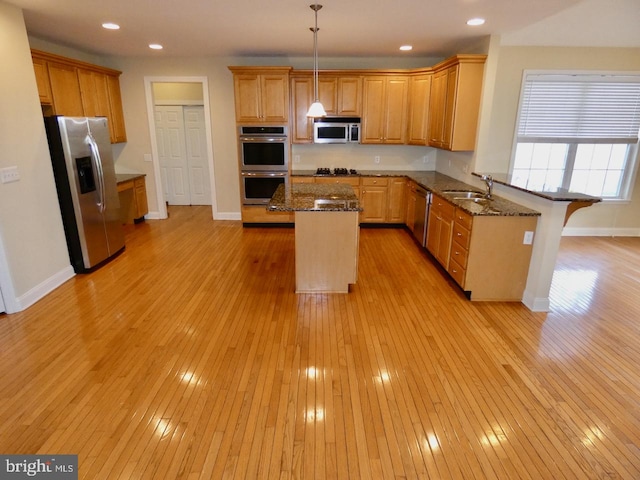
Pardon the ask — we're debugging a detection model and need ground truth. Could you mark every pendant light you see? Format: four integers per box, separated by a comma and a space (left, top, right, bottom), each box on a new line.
306, 3, 327, 118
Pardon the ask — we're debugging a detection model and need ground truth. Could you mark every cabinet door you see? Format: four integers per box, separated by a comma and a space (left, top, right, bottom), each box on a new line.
106, 74, 127, 143
32, 57, 52, 104
48, 62, 83, 116
291, 76, 313, 143
428, 69, 447, 147
134, 177, 148, 218
436, 215, 453, 268
261, 74, 289, 122
318, 76, 338, 115
78, 69, 110, 118
337, 76, 362, 116
361, 186, 388, 223
407, 74, 432, 145
405, 181, 416, 231
387, 177, 406, 223
383, 77, 409, 144
442, 66, 459, 150
361, 77, 386, 143
233, 74, 262, 122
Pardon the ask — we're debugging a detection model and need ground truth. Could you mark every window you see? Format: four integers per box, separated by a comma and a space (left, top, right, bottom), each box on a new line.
511, 72, 640, 200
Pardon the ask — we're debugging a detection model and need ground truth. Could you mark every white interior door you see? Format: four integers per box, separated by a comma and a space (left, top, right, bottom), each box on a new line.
183, 106, 211, 205
155, 105, 211, 206
155, 106, 190, 205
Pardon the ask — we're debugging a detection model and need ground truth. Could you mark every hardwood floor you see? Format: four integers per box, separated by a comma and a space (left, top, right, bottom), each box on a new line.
1, 205, 640, 479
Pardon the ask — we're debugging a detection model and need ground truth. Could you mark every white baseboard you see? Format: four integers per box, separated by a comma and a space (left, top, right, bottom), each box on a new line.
144, 210, 241, 221
562, 227, 640, 237
215, 212, 242, 221
13, 266, 75, 313
521, 292, 550, 312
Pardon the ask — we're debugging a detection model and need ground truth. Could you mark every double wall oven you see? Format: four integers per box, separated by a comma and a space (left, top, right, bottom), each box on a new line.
239, 126, 289, 205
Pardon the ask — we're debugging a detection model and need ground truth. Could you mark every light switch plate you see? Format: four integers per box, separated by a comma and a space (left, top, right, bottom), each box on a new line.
523, 231, 534, 245
0, 166, 20, 184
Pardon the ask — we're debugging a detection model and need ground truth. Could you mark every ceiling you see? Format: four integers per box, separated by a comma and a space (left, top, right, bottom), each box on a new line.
9, 0, 586, 58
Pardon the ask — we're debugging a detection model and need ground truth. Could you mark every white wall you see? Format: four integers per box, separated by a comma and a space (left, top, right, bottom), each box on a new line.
0, 2, 73, 312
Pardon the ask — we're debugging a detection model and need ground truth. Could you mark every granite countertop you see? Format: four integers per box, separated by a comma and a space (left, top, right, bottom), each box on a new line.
471, 172, 602, 203
268, 183, 362, 212
291, 170, 540, 217
116, 173, 145, 184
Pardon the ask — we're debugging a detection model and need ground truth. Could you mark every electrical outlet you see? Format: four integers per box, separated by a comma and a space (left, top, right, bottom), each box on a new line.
463, 164, 469, 174
0, 166, 20, 184
143, 154, 152, 163
523, 231, 534, 245
374, 156, 380, 164
294, 155, 300, 163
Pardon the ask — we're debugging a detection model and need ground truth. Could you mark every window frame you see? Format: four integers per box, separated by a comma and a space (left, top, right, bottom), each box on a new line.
509, 70, 640, 202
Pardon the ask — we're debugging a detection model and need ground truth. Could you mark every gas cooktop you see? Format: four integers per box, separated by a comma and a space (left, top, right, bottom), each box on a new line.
315, 167, 359, 176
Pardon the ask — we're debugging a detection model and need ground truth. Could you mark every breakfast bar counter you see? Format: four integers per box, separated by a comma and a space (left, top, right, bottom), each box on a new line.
268, 183, 361, 294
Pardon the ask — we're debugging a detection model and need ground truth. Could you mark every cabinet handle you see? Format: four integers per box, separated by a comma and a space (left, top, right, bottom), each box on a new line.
457, 232, 462, 237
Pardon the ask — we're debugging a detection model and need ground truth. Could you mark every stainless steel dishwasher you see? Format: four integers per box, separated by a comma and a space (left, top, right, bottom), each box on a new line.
412, 185, 431, 247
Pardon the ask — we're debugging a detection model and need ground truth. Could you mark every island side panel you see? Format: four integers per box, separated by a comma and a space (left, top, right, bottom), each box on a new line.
294, 211, 359, 293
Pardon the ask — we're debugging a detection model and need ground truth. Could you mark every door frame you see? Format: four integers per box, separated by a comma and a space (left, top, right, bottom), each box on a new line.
144, 76, 217, 219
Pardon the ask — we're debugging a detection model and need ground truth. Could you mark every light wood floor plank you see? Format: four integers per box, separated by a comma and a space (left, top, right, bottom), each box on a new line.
1, 206, 640, 479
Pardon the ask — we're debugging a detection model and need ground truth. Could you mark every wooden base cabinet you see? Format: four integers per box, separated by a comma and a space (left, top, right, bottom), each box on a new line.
426, 194, 455, 267
427, 196, 538, 301
453, 212, 537, 301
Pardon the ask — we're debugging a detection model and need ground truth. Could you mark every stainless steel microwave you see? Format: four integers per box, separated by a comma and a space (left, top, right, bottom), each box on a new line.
313, 117, 361, 144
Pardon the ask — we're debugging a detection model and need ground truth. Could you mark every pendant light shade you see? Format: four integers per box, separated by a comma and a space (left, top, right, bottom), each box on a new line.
306, 3, 327, 118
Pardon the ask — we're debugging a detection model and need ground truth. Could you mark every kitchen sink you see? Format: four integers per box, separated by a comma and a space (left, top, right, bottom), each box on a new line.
441, 190, 486, 199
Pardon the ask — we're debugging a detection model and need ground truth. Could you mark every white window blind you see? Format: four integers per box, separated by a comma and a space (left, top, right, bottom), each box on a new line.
518, 74, 640, 143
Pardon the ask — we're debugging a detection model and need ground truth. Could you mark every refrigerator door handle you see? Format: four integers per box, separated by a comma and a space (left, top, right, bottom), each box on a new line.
86, 133, 106, 213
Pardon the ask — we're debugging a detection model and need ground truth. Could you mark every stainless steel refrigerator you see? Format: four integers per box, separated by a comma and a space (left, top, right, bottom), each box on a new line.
45, 116, 125, 273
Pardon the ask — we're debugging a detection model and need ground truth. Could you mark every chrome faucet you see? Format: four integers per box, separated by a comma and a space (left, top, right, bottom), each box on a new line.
481, 174, 493, 199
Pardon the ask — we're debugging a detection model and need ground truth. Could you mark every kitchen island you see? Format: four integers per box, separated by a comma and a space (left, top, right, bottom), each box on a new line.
269, 183, 361, 293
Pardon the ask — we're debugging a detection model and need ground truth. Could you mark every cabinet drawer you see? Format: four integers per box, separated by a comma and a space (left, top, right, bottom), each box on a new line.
315, 177, 360, 186
450, 241, 469, 269
448, 258, 466, 286
431, 196, 455, 218
452, 222, 471, 250
361, 176, 389, 187
454, 208, 472, 230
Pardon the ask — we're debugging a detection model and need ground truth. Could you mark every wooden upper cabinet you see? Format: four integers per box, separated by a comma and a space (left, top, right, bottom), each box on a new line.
361, 75, 408, 144
337, 76, 362, 116
78, 69, 110, 118
318, 76, 338, 114
32, 57, 52, 104
31, 50, 128, 143
47, 62, 84, 117
318, 75, 362, 116
106, 74, 127, 143
290, 73, 363, 143
291, 75, 314, 143
407, 73, 432, 145
428, 55, 486, 151
229, 67, 291, 124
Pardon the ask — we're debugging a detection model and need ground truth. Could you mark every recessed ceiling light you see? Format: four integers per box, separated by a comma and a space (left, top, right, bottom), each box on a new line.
467, 18, 486, 26
102, 23, 120, 30
149, 44, 163, 50
399, 45, 413, 52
